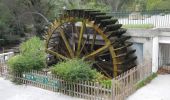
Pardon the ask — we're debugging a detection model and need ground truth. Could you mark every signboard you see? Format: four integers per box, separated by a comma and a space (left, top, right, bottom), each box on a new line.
22, 73, 60, 88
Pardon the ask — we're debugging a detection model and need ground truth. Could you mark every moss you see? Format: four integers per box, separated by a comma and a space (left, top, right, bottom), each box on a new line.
135, 73, 157, 90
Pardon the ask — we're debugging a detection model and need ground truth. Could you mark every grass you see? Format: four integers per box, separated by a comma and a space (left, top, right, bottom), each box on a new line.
135, 73, 157, 90
123, 24, 154, 29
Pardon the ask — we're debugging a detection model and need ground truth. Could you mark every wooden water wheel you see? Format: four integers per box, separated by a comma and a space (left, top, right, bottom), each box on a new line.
44, 9, 137, 78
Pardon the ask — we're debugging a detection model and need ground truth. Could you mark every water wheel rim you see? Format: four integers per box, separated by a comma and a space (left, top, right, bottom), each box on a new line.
45, 9, 137, 78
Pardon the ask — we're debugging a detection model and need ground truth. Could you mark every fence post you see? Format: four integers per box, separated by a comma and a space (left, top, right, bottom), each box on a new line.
112, 79, 115, 100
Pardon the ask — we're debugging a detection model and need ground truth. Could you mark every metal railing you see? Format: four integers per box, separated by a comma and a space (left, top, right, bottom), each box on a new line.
107, 10, 170, 28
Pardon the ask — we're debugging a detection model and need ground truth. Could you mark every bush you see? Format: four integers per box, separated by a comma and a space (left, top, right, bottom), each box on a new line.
20, 37, 45, 58
7, 37, 46, 74
8, 55, 31, 74
51, 59, 98, 82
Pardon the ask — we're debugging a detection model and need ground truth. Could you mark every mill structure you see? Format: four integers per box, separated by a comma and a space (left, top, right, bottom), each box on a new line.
44, 9, 137, 78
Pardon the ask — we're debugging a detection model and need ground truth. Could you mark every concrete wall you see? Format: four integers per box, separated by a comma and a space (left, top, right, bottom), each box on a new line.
152, 37, 159, 72
126, 29, 153, 67
131, 43, 143, 64
127, 29, 170, 73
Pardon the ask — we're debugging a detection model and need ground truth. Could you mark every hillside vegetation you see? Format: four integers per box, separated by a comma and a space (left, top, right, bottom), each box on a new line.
0, 0, 170, 47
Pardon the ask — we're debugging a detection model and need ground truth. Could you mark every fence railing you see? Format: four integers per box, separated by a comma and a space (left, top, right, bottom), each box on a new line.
108, 10, 170, 28
113, 63, 152, 100
0, 51, 111, 100
1, 70, 112, 100
0, 52, 153, 100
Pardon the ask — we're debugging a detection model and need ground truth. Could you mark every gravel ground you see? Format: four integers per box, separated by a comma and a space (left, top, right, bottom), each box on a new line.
0, 77, 82, 100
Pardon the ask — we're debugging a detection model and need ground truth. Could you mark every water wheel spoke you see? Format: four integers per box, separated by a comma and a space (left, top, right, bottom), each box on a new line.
95, 63, 112, 78
79, 39, 88, 55
114, 43, 133, 51
90, 31, 97, 51
69, 22, 77, 52
98, 52, 110, 57
78, 26, 91, 56
73, 21, 88, 56
58, 44, 70, 57
76, 20, 86, 56
58, 27, 74, 58
84, 43, 110, 59
46, 49, 68, 60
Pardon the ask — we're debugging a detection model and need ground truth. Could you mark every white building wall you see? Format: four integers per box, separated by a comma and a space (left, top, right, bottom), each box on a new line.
152, 37, 159, 73
127, 29, 170, 73
159, 37, 170, 44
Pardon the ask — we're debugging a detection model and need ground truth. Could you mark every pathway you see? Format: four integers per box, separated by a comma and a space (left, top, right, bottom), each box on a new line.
127, 75, 170, 100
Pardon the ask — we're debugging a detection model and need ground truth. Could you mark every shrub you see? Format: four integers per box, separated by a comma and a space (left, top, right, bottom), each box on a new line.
93, 72, 112, 88
20, 37, 45, 58
51, 59, 98, 82
8, 55, 31, 74
7, 37, 46, 74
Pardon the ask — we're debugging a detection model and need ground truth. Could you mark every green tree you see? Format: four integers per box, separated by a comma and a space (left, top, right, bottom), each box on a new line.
0, 0, 64, 41
0, 3, 12, 35
147, 0, 170, 10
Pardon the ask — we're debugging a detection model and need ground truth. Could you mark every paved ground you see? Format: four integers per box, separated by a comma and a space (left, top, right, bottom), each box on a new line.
0, 77, 82, 100
127, 75, 170, 100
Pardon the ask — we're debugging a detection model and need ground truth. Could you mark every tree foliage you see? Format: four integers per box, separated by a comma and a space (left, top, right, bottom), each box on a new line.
0, 0, 60, 42
0, 3, 12, 33
0, 0, 170, 46
146, 0, 170, 10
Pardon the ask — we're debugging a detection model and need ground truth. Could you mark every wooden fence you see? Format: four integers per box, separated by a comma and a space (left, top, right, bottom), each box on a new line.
113, 63, 152, 100
0, 52, 153, 100
1, 69, 112, 100
0, 52, 112, 100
